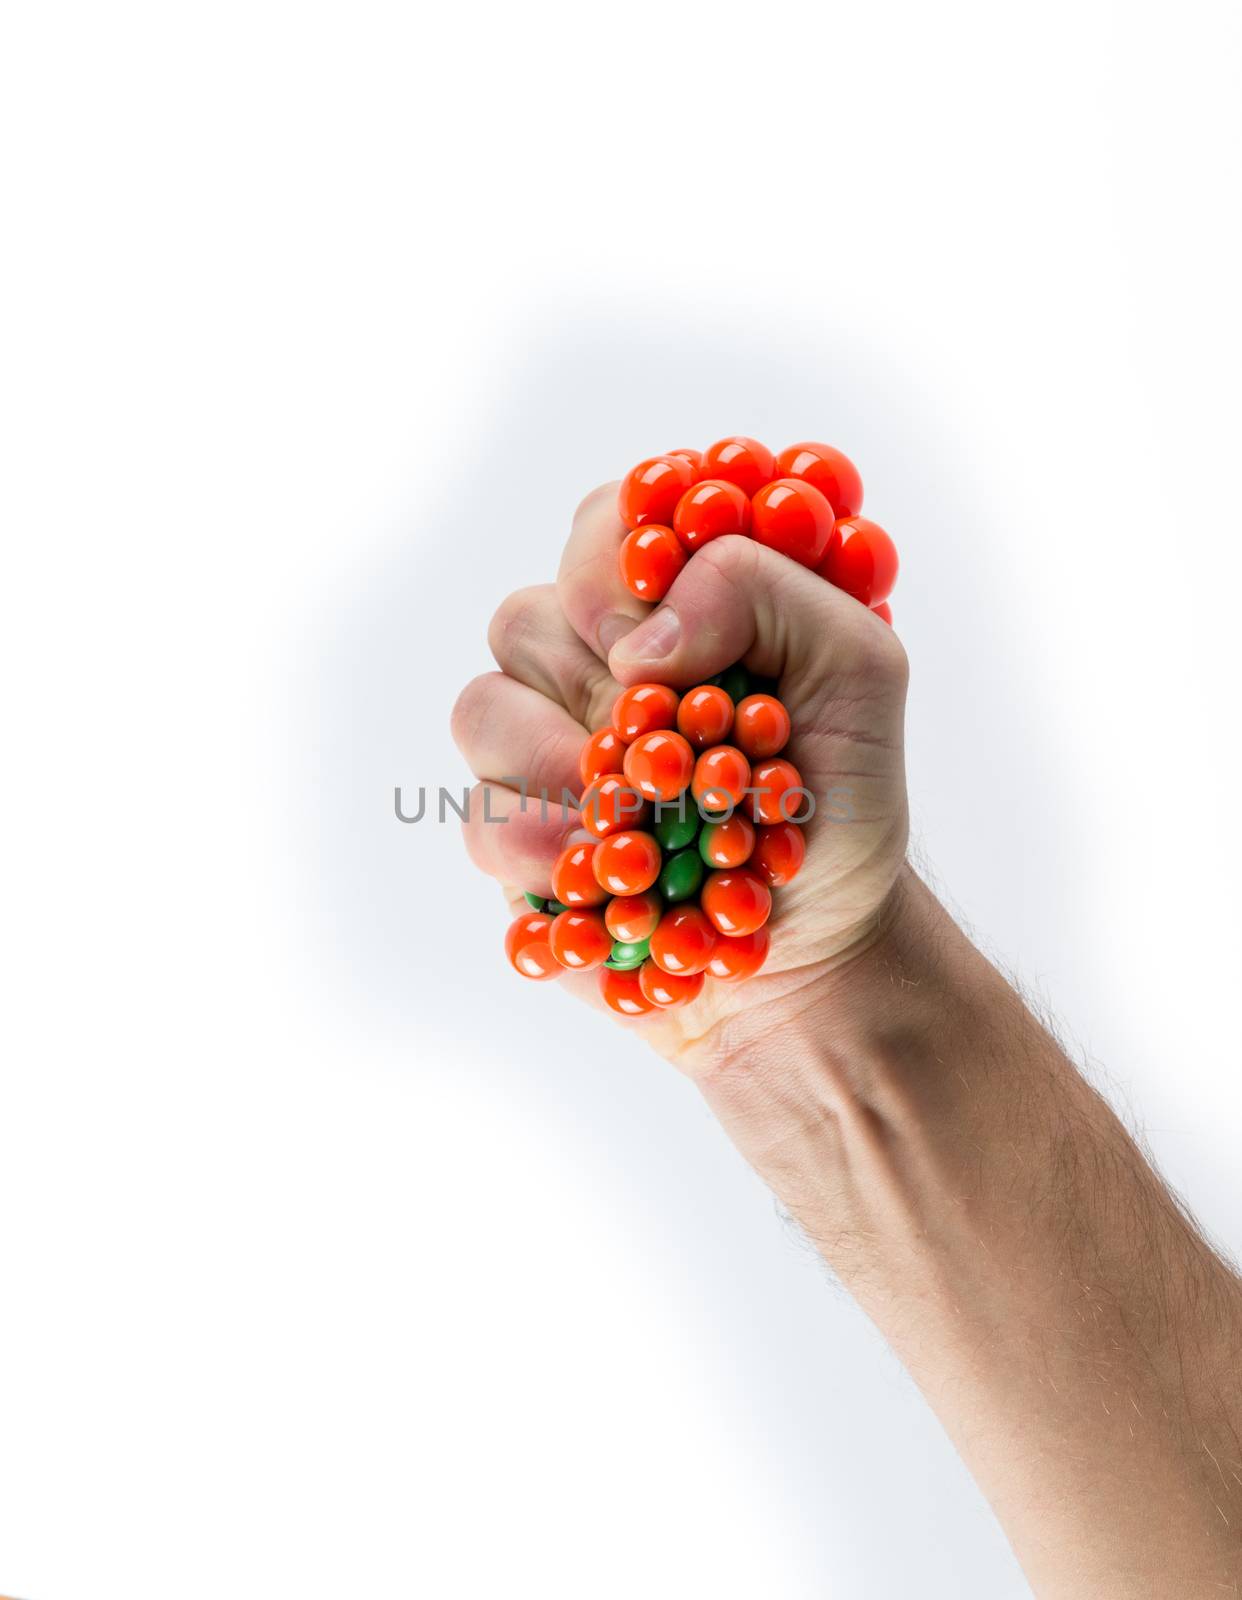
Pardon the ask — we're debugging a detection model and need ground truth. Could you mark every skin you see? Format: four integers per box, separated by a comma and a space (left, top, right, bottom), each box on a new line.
451, 484, 1242, 1597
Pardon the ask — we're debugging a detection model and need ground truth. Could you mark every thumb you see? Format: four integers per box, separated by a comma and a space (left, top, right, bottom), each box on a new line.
607, 534, 905, 712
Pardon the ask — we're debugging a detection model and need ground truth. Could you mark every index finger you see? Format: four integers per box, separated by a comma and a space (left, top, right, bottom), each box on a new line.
556, 481, 650, 662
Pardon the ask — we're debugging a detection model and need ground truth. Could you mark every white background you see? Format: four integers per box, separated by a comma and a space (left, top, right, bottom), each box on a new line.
2, 1, 1240, 1595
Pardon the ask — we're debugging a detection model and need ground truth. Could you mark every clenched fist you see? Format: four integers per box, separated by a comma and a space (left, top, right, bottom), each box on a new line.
451, 482, 910, 1073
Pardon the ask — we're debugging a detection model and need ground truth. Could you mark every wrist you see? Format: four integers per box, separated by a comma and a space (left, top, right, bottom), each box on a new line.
693, 864, 965, 1094
688, 866, 1073, 1277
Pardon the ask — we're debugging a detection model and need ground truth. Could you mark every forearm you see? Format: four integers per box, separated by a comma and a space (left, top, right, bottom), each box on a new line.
694, 869, 1242, 1596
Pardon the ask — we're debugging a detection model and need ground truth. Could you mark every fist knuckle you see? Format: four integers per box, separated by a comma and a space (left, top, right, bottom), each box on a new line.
572, 480, 619, 530
868, 625, 910, 692
528, 725, 575, 798
823, 604, 909, 694
450, 671, 502, 752
488, 584, 550, 663
695, 533, 760, 583
687, 535, 762, 612
553, 561, 592, 633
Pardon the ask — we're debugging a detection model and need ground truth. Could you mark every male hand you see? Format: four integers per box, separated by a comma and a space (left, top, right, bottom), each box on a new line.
451, 481, 911, 1067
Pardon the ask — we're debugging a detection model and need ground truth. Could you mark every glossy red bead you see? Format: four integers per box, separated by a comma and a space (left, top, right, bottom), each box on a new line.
551, 841, 610, 907
774, 442, 864, 520
705, 926, 770, 981
701, 868, 772, 937
672, 479, 752, 552
676, 684, 735, 750
746, 758, 807, 825
872, 600, 894, 626
732, 694, 791, 760
612, 682, 680, 742
579, 727, 628, 787
579, 773, 647, 838
666, 447, 703, 474
624, 729, 695, 803
599, 965, 656, 1016
617, 454, 697, 528
751, 479, 836, 568
751, 821, 806, 887
649, 905, 717, 975
816, 517, 899, 606
505, 911, 560, 980
618, 523, 688, 602
592, 830, 662, 896
639, 962, 705, 1008
548, 908, 612, 971
701, 436, 776, 498
605, 890, 663, 944
691, 744, 751, 813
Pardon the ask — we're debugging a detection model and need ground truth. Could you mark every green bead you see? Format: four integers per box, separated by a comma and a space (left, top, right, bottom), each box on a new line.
546, 900, 570, 915
609, 937, 650, 967
523, 891, 546, 911
719, 663, 752, 703
653, 802, 699, 853
659, 847, 705, 903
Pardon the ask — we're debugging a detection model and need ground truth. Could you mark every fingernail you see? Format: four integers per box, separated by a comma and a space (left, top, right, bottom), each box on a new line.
598, 613, 636, 655
614, 604, 681, 662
